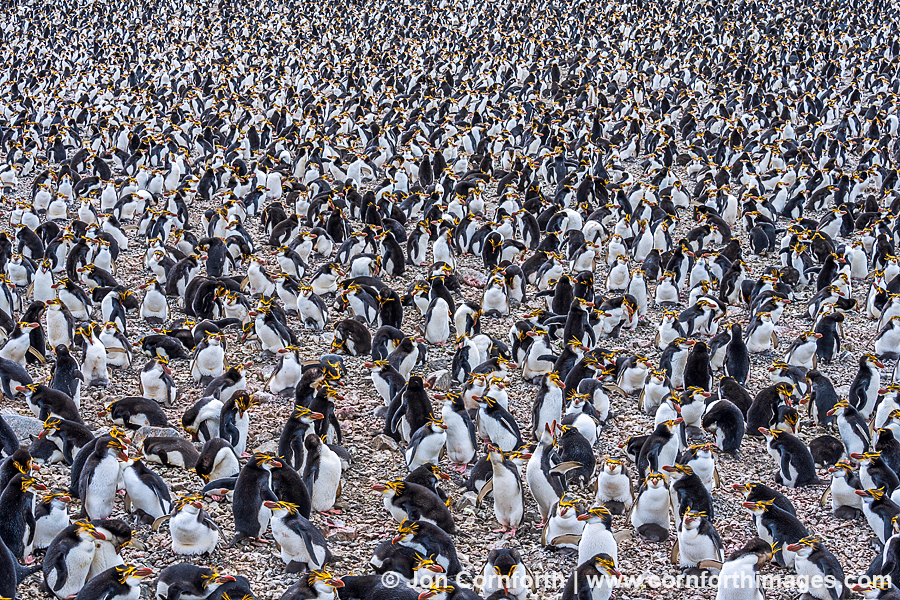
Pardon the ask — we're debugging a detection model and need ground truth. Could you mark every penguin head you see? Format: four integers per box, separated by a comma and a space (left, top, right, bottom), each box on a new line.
372, 479, 405, 498
828, 460, 855, 478
741, 498, 774, 515
863, 353, 886, 369
306, 571, 344, 592
234, 392, 259, 418
785, 536, 823, 556
392, 519, 420, 544
262, 500, 301, 515
643, 471, 667, 489
413, 553, 445, 575
292, 405, 324, 423
38, 417, 61, 440
591, 554, 621, 579
113, 565, 155, 585
40, 492, 71, 507
662, 463, 693, 478
427, 418, 448, 433
247, 453, 282, 470
75, 520, 106, 540
826, 400, 850, 417
576, 504, 613, 526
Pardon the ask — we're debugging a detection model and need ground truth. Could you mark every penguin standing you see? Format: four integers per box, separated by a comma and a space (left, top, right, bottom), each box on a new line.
303, 434, 343, 513
478, 448, 525, 536
672, 509, 723, 574
42, 521, 105, 600
759, 427, 822, 488
79, 439, 126, 520
265, 500, 331, 573
230, 453, 280, 545
630, 471, 671, 541
561, 553, 620, 600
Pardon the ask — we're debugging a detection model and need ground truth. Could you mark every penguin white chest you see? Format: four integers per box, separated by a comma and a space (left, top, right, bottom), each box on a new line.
577, 523, 617, 567
170, 510, 218, 554
677, 526, 718, 567
491, 466, 523, 527
84, 454, 120, 520
309, 450, 342, 512
49, 540, 95, 597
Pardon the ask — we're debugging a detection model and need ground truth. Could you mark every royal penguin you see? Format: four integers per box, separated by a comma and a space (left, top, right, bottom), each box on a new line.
42, 521, 105, 600
229, 453, 281, 545
672, 509, 723, 574
219, 391, 257, 457
32, 492, 71, 550
190, 333, 226, 386
742, 500, 808, 568
478, 548, 532, 600
265, 500, 332, 573
390, 519, 462, 576
153, 495, 223, 556
662, 463, 714, 524
141, 437, 200, 470
77, 323, 110, 387
759, 428, 822, 488
138, 278, 168, 324
140, 355, 177, 406
303, 434, 343, 514
439, 392, 477, 473
785, 537, 849, 600
479, 448, 525, 536
78, 437, 126, 520
850, 354, 884, 420
576, 504, 622, 568
702, 399, 745, 456
561, 553, 620, 600
629, 471, 671, 542
828, 400, 871, 456
155, 564, 235, 600
526, 422, 567, 527
709, 537, 772, 600
0, 473, 46, 560
372, 479, 455, 534
195, 438, 240, 485
119, 456, 172, 523
182, 397, 224, 444
820, 460, 863, 520
405, 419, 448, 471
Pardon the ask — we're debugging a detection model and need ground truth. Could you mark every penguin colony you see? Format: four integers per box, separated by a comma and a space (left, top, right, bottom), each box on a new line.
0, 0, 900, 598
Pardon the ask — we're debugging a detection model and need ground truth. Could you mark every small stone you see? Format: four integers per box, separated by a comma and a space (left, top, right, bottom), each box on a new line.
426, 369, 451, 391
2, 414, 42, 443
327, 527, 358, 542
133, 426, 182, 446
371, 434, 399, 452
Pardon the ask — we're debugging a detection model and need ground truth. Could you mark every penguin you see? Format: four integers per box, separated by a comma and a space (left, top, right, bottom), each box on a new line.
723, 323, 751, 385
405, 419, 448, 471
282, 571, 347, 600
141, 437, 200, 470
828, 400, 871, 456
759, 427, 823, 488
390, 519, 462, 575
373, 479, 455, 535
477, 448, 525, 536
18, 383, 82, 424
155, 564, 236, 600
153, 495, 223, 556
303, 434, 343, 513
637, 418, 683, 481
672, 509, 723, 574
810, 435, 846, 469
264, 500, 332, 573
478, 395, 524, 452
557, 423, 595, 487
742, 499, 809, 568
857, 487, 900, 545
805, 369, 840, 426
32, 492, 71, 550
218, 391, 257, 457
594, 458, 633, 515
195, 438, 240, 487
104, 396, 169, 430
850, 354, 885, 419
404, 463, 450, 506
732, 482, 797, 516
576, 504, 623, 568
190, 333, 226, 386
707, 537, 772, 600
662, 463, 714, 524
439, 392, 477, 472
182, 397, 224, 444
0, 473, 46, 560
230, 453, 281, 545
702, 397, 745, 456
561, 553, 619, 600
78, 438, 126, 520
526, 422, 567, 526
853, 452, 900, 499
820, 460, 863, 520
139, 278, 169, 324
45, 300, 75, 349
77, 323, 110, 387
140, 355, 177, 407
531, 372, 565, 441
629, 471, 671, 542
478, 548, 532, 600
42, 521, 106, 600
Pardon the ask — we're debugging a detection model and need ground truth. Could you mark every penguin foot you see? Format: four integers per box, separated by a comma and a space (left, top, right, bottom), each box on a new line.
253, 537, 270, 546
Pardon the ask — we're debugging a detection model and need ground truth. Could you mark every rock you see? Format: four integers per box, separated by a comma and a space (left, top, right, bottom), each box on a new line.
254, 440, 278, 454
2, 415, 41, 444
133, 426, 182, 446
456, 491, 478, 511
426, 369, 451, 391
458, 266, 487, 288
371, 434, 398, 452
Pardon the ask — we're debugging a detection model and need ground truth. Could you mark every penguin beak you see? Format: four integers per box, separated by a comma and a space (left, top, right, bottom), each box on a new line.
327, 579, 344, 588
392, 534, 403, 544
90, 530, 107, 540
371, 484, 388, 493
310, 412, 324, 420
418, 593, 437, 600
263, 501, 279, 509
576, 514, 592, 521
133, 568, 154, 578
785, 544, 802, 552
216, 576, 236, 584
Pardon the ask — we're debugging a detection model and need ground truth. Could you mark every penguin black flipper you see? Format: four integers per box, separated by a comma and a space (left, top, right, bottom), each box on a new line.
45, 545, 69, 592
0, 415, 16, 457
